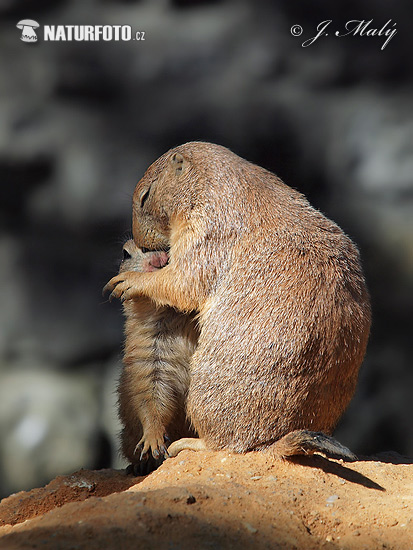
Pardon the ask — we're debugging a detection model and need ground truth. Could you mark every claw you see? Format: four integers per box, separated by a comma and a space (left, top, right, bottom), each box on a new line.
103, 280, 119, 300
152, 448, 160, 459
160, 445, 169, 457
102, 275, 126, 301
134, 442, 143, 456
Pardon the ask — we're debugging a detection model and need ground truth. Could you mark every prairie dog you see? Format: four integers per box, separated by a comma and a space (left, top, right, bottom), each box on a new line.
105, 142, 371, 461
117, 240, 198, 474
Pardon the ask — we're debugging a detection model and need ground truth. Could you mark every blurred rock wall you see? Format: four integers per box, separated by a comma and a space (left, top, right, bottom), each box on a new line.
0, 0, 412, 496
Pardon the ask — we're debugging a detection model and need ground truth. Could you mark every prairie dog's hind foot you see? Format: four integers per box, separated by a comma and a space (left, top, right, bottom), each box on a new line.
135, 430, 170, 461
126, 437, 203, 475
167, 438, 207, 457
126, 432, 169, 476
126, 455, 165, 477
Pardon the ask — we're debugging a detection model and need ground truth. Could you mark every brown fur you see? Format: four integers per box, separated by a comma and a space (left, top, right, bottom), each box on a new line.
117, 240, 198, 473
105, 142, 371, 460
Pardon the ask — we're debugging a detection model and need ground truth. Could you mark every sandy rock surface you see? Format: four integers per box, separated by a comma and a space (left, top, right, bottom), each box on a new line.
0, 450, 411, 549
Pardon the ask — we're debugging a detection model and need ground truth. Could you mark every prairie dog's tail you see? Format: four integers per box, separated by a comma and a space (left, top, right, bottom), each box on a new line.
268, 430, 357, 461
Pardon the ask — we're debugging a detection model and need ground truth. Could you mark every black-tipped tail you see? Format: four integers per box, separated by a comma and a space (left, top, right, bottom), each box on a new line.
272, 430, 357, 461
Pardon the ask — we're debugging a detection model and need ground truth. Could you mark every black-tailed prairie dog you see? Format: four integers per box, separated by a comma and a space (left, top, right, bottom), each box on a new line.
117, 240, 198, 474
105, 141, 371, 462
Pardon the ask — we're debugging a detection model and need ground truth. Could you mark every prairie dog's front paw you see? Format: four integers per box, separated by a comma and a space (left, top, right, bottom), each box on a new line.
103, 272, 140, 302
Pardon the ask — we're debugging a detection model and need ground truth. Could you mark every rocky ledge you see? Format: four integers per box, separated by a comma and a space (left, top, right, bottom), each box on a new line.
0, 450, 411, 549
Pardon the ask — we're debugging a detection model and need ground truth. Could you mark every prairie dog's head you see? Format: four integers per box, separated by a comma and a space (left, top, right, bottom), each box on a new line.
132, 142, 249, 250
132, 151, 179, 251
132, 143, 219, 250
119, 239, 169, 274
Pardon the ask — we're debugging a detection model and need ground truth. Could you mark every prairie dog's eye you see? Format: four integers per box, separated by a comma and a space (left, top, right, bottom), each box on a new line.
140, 188, 150, 208
122, 248, 132, 260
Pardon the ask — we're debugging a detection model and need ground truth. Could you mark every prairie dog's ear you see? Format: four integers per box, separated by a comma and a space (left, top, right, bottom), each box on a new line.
170, 152, 186, 175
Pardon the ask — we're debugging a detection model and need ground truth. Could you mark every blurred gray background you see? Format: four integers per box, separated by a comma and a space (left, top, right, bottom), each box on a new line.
0, 0, 412, 497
